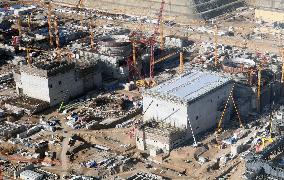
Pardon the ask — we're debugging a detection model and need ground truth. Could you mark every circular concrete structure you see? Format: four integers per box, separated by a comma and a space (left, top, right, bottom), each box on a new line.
54, 0, 246, 22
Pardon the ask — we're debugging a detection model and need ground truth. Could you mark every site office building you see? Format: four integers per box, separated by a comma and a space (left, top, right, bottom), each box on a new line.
136, 71, 233, 153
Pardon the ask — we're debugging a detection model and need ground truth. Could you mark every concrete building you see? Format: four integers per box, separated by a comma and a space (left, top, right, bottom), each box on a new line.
14, 60, 102, 106
137, 71, 233, 153
252, 0, 284, 22
20, 170, 43, 180
55, 0, 245, 22
136, 122, 186, 154
79, 34, 132, 81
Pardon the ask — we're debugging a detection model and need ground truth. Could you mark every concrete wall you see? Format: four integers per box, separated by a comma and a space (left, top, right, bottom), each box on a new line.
48, 70, 84, 106
136, 128, 186, 153
187, 83, 233, 139
16, 67, 102, 106
144, 132, 171, 153
20, 72, 50, 102
142, 96, 188, 129
255, 9, 284, 22
234, 84, 255, 119
253, 0, 284, 10
55, 0, 245, 22
143, 82, 233, 140
252, 0, 284, 22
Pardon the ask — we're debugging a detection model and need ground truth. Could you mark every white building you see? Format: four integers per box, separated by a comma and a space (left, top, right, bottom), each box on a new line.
20, 170, 43, 180
137, 71, 233, 153
14, 61, 102, 106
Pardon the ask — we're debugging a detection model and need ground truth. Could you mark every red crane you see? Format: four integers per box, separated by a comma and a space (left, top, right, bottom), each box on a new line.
129, 0, 165, 82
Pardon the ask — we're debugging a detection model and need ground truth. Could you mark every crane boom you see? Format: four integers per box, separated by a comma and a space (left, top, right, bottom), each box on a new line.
150, 0, 165, 80
47, 3, 54, 46
214, 25, 218, 66
53, 16, 61, 58
89, 19, 95, 49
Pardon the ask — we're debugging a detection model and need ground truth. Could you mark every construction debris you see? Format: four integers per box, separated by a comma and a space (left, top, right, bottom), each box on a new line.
0, 1, 283, 179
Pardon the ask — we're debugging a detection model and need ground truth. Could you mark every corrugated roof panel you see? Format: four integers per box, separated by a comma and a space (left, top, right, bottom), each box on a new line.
145, 71, 232, 103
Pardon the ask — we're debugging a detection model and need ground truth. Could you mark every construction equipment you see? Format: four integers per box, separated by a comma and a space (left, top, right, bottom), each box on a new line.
89, 19, 95, 49
257, 64, 261, 112
160, 19, 164, 50
17, 15, 21, 36
149, 0, 165, 80
26, 48, 31, 65
255, 51, 269, 112
135, 50, 181, 88
215, 83, 243, 148
130, 0, 165, 84
132, 42, 137, 68
53, 16, 61, 58
214, 25, 218, 66
47, 2, 54, 46
76, 0, 84, 8
256, 112, 274, 152
179, 52, 184, 74
27, 14, 31, 32
136, 79, 156, 88
281, 48, 284, 83
58, 101, 65, 112
154, 51, 179, 64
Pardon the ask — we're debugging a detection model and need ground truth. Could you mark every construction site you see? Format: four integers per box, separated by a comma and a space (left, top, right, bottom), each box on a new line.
0, 0, 284, 179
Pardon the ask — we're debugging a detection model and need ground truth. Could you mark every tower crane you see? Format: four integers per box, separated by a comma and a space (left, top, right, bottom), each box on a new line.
149, 0, 165, 80
257, 64, 261, 112
47, 2, 54, 46
160, 18, 164, 50
53, 16, 61, 59
281, 48, 284, 84
17, 15, 21, 36
255, 52, 269, 112
76, 0, 85, 8
27, 14, 31, 32
130, 0, 165, 86
179, 52, 184, 74
89, 19, 95, 49
214, 25, 218, 66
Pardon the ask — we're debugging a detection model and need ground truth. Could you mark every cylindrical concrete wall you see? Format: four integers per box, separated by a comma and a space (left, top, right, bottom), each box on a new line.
54, 0, 245, 22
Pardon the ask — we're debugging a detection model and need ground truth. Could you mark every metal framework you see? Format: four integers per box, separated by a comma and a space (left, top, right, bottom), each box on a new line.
130, 0, 165, 81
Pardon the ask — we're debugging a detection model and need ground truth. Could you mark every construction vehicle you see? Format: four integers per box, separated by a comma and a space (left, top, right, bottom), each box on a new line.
255, 111, 274, 152
136, 79, 156, 88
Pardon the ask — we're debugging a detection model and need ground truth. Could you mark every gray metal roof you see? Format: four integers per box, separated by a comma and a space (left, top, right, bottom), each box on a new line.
144, 71, 232, 104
